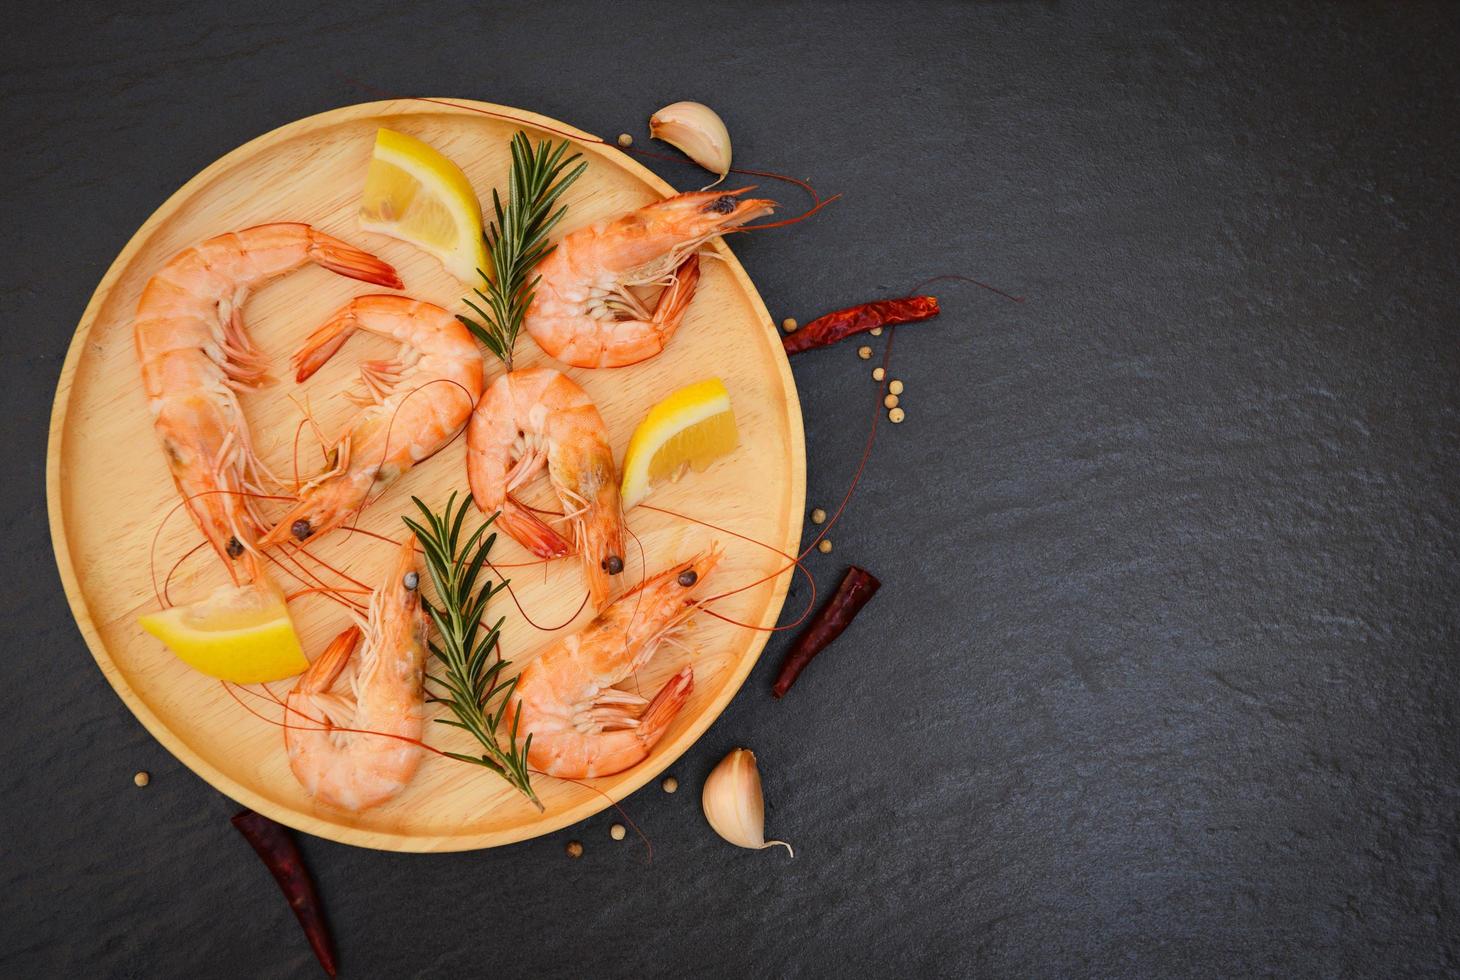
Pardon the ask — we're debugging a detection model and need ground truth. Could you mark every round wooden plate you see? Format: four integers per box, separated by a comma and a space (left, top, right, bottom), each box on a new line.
47, 99, 804, 851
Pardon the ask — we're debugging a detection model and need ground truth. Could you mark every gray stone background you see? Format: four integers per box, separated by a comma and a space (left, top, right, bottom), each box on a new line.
4, 1, 1457, 977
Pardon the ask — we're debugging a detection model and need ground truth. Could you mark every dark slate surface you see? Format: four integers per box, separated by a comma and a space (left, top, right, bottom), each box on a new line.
4, 2, 1458, 977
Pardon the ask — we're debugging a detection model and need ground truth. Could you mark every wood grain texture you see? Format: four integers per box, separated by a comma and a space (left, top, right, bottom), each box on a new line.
46, 99, 804, 851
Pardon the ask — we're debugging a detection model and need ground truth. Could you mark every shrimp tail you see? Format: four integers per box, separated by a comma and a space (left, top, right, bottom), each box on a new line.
293, 300, 361, 382
635, 665, 694, 750
305, 232, 404, 290
498, 495, 574, 559
297, 626, 362, 695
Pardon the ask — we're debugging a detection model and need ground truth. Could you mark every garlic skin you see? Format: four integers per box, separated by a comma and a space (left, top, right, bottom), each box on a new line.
701, 748, 793, 856
649, 101, 732, 181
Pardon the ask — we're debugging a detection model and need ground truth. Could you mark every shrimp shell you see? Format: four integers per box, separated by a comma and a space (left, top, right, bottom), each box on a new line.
507, 549, 721, 779
284, 535, 428, 811
260, 295, 484, 548
134, 223, 401, 584
523, 189, 774, 368
466, 367, 625, 610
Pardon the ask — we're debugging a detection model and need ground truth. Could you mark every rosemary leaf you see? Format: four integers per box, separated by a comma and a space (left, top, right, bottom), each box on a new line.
405, 492, 541, 811
458, 132, 588, 371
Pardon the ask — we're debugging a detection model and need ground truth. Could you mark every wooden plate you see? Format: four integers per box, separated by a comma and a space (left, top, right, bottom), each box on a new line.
47, 99, 804, 851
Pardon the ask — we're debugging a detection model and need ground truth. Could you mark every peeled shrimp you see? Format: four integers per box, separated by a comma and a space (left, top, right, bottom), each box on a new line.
506, 549, 720, 778
523, 189, 774, 368
261, 295, 483, 548
466, 367, 624, 610
134, 223, 401, 584
285, 535, 428, 811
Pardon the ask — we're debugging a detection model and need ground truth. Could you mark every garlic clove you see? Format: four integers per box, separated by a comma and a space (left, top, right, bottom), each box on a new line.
702, 748, 793, 856
649, 101, 732, 181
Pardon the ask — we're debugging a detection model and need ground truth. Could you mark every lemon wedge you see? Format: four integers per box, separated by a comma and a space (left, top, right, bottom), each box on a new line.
620, 378, 739, 509
138, 584, 309, 684
358, 128, 488, 284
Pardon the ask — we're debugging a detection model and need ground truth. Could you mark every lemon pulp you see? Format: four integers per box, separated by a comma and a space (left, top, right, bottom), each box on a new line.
358, 128, 488, 284
138, 583, 309, 684
620, 378, 739, 509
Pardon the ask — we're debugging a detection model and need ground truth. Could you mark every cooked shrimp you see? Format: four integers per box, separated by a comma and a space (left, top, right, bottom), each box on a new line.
285, 535, 429, 811
260, 295, 484, 548
135, 223, 402, 583
507, 549, 720, 778
524, 188, 775, 368
466, 367, 624, 609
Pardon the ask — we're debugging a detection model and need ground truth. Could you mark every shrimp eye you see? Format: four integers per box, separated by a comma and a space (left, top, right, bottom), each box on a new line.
290, 519, 313, 541
403, 571, 419, 591
604, 555, 624, 575
677, 569, 698, 587
705, 194, 737, 214
226, 536, 244, 558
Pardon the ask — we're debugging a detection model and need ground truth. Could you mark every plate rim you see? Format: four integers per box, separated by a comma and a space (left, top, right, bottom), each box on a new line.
45, 97, 805, 851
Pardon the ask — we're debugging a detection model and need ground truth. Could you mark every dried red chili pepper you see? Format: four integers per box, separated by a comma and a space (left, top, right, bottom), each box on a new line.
232, 810, 337, 977
772, 566, 881, 697
782, 296, 939, 354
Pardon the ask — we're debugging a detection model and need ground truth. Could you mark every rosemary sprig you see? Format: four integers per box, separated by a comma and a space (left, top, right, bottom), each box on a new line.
403, 492, 541, 811
458, 132, 587, 370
